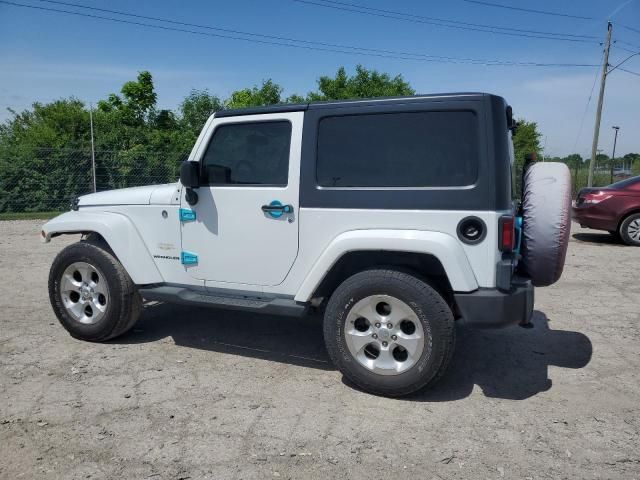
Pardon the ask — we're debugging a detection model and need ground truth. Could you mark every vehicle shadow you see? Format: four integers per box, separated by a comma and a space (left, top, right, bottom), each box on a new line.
572, 232, 623, 246
409, 310, 592, 401
115, 305, 592, 401
115, 301, 334, 370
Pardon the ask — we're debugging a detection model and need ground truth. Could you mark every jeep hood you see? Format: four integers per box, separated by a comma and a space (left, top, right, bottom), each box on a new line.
77, 184, 179, 207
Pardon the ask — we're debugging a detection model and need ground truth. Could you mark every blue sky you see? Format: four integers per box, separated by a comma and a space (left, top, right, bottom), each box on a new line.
0, 0, 639, 157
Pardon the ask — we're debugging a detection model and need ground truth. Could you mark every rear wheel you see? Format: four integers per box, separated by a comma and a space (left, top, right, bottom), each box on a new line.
620, 213, 640, 246
48, 241, 142, 341
323, 269, 455, 397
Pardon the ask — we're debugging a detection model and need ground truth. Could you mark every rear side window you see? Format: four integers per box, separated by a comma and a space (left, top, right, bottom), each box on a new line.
609, 176, 640, 190
202, 121, 291, 186
316, 111, 479, 188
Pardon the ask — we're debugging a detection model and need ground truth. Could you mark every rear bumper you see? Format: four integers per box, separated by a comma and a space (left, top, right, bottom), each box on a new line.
572, 205, 617, 231
454, 277, 534, 328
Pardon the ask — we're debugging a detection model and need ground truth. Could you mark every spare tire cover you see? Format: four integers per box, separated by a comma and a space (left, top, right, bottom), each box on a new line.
520, 162, 571, 287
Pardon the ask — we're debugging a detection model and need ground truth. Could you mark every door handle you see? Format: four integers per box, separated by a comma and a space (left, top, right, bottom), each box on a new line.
261, 204, 293, 213
261, 201, 293, 218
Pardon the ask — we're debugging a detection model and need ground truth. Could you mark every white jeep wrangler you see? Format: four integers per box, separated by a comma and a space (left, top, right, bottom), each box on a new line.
43, 93, 571, 397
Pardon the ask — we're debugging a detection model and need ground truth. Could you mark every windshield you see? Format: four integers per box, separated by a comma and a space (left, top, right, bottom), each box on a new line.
608, 175, 640, 189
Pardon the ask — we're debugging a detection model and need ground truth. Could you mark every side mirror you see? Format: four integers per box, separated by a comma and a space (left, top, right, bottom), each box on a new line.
180, 161, 200, 188
180, 161, 200, 206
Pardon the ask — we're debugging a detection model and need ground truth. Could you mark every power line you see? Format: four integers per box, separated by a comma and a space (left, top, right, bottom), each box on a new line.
608, 51, 640, 74
294, 0, 599, 43
293, 0, 598, 39
619, 67, 640, 77
615, 38, 640, 50
460, 0, 640, 47
40, 0, 595, 63
460, 0, 597, 21
0, 0, 600, 68
615, 44, 640, 54
618, 23, 640, 36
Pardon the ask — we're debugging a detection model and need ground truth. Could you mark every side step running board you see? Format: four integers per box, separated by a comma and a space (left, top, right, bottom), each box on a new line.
138, 285, 308, 317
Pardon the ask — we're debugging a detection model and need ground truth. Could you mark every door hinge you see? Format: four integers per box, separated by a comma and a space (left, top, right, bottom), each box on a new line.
179, 208, 196, 222
180, 251, 198, 265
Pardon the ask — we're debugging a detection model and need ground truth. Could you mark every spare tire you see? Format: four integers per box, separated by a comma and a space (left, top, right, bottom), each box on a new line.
519, 162, 571, 287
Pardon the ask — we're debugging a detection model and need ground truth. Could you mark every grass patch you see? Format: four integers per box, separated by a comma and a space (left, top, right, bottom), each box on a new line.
0, 211, 62, 221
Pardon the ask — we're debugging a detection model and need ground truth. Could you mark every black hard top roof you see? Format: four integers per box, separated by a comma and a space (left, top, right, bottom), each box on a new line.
215, 92, 499, 118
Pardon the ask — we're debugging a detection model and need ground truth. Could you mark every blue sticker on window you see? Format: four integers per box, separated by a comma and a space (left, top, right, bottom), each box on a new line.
181, 251, 198, 265
179, 208, 196, 222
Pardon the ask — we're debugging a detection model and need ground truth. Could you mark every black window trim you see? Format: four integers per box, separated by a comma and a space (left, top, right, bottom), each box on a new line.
299, 96, 511, 211
199, 119, 293, 188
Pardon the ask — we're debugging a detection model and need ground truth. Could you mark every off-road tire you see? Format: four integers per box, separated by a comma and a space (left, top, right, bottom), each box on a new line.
619, 213, 640, 246
520, 162, 572, 286
323, 269, 455, 397
48, 241, 142, 342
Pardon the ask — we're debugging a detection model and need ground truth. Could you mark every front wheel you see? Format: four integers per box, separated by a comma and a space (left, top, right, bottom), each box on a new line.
323, 269, 455, 397
48, 241, 142, 341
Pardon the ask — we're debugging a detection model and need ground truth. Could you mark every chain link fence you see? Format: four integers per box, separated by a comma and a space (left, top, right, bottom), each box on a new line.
513, 161, 635, 200
0, 148, 188, 213
0, 148, 637, 214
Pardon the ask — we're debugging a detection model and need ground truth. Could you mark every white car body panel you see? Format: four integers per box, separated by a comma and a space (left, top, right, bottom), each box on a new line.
281, 208, 505, 301
76, 184, 180, 207
180, 112, 303, 287
78, 185, 159, 206
42, 210, 163, 285
95, 204, 201, 288
293, 228, 478, 302
150, 184, 181, 205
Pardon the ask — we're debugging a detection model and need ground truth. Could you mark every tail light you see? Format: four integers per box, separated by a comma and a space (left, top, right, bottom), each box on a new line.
581, 191, 612, 204
499, 215, 515, 252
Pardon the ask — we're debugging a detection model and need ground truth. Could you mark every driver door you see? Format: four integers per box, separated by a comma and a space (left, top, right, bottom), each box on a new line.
180, 112, 302, 287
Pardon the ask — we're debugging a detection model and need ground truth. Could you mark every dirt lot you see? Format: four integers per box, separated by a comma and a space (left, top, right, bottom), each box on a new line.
1, 220, 639, 479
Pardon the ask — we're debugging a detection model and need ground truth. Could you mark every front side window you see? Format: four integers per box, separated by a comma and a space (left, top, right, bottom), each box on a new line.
316, 111, 479, 188
202, 121, 291, 186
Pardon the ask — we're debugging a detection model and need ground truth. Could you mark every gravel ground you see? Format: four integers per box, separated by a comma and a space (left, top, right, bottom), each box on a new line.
1, 220, 639, 479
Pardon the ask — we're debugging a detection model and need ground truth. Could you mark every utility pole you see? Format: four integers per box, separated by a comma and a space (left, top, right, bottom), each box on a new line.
89, 103, 97, 193
611, 125, 620, 168
587, 21, 612, 187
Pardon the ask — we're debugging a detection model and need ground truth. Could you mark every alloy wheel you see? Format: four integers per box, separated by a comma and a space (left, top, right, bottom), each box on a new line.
59, 261, 110, 325
344, 295, 426, 375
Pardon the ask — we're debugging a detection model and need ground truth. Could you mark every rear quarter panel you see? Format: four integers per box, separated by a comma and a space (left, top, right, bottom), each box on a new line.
281, 208, 506, 301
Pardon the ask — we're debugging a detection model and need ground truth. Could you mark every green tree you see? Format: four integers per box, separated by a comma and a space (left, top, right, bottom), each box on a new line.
179, 89, 222, 137
623, 153, 640, 175
512, 119, 542, 168
563, 153, 583, 169
225, 79, 283, 109
0, 99, 93, 211
285, 94, 307, 104
306, 65, 414, 101
97, 71, 157, 124
596, 153, 610, 167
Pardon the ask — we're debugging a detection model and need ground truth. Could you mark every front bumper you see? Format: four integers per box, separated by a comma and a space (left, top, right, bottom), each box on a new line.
454, 276, 534, 328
